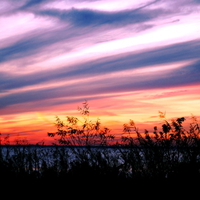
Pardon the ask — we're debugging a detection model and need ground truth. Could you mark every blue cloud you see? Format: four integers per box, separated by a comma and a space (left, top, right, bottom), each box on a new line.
0, 28, 76, 63
1, 39, 200, 92
0, 9, 159, 63
38, 7, 163, 27
20, 0, 51, 9
1, 41, 200, 109
0, 59, 199, 110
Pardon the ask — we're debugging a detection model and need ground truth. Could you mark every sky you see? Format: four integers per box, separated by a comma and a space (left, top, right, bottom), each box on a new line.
0, 0, 200, 144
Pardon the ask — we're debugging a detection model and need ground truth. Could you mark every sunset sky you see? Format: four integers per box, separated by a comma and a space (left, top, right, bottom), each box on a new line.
0, 0, 200, 144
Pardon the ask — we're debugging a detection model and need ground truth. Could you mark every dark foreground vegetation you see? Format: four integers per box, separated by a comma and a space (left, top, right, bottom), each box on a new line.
1, 102, 200, 190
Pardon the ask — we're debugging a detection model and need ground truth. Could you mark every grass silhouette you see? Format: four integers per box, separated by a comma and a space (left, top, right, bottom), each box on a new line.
1, 101, 200, 189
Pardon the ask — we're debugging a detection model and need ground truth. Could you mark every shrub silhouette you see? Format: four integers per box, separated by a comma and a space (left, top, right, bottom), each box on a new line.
48, 101, 115, 146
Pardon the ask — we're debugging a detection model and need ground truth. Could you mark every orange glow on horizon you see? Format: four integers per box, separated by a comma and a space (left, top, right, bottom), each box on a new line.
1, 84, 199, 144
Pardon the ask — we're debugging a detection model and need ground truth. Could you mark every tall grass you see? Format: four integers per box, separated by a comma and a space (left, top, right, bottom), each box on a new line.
121, 114, 200, 181
1, 102, 200, 186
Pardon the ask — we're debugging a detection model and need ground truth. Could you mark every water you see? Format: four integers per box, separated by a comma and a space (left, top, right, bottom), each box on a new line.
1, 144, 199, 178
0, 145, 123, 170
